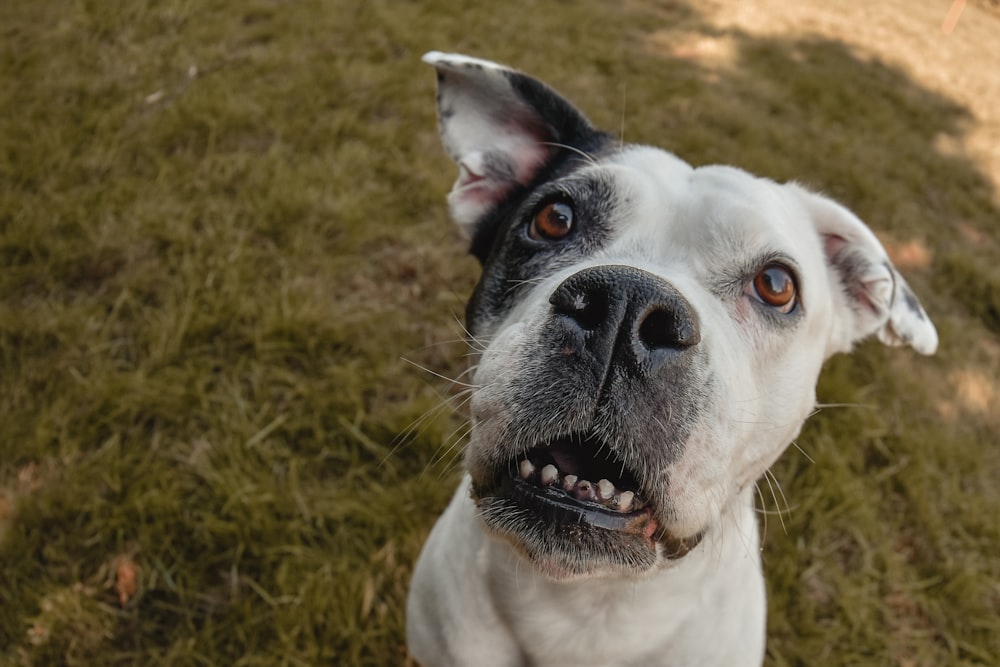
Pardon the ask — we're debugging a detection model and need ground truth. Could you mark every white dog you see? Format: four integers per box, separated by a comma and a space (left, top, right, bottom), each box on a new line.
407, 52, 937, 667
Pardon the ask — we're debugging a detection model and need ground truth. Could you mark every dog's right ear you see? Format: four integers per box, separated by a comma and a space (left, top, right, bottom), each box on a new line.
791, 185, 938, 357
422, 52, 600, 238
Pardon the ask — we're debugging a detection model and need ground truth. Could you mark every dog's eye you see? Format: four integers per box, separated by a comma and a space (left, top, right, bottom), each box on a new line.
752, 264, 797, 313
529, 201, 574, 241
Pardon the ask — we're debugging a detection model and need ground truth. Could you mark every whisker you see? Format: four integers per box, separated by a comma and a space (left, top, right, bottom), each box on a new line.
762, 470, 789, 535
770, 469, 795, 513
411, 337, 479, 352
401, 356, 484, 388
753, 482, 769, 548
755, 507, 791, 516
726, 486, 757, 563
443, 363, 480, 384
502, 277, 546, 300
396, 389, 469, 442
438, 455, 468, 482
789, 439, 816, 464
814, 402, 873, 410
381, 387, 475, 468
426, 420, 475, 475
449, 312, 491, 352
539, 141, 599, 166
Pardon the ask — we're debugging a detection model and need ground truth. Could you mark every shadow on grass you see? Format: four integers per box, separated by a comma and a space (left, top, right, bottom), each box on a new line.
1, 1, 998, 665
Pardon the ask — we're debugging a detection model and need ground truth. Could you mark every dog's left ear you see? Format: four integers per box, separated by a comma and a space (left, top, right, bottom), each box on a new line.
793, 185, 938, 356
422, 52, 600, 237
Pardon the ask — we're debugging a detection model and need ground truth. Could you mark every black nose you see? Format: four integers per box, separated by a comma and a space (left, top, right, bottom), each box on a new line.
548, 265, 700, 378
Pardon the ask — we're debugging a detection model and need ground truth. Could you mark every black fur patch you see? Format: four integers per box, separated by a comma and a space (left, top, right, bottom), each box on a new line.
466, 163, 617, 334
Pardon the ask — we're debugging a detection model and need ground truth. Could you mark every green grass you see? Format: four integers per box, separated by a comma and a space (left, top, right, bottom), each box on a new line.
1, 1, 998, 665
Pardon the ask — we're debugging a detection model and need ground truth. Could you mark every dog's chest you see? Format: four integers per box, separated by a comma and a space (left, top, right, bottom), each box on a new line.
483, 537, 760, 666
493, 580, 692, 663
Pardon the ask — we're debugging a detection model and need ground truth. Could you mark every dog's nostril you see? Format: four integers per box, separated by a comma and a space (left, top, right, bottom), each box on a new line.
574, 294, 607, 330
552, 290, 608, 331
638, 307, 700, 350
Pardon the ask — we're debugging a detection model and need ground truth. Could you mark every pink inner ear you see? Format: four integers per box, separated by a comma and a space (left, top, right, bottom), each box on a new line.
455, 163, 487, 190
852, 281, 882, 317
822, 232, 892, 318
823, 233, 848, 258
449, 131, 551, 222
453, 176, 512, 212
503, 117, 550, 183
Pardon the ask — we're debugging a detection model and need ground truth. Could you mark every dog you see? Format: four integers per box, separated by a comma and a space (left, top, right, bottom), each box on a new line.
406, 52, 937, 667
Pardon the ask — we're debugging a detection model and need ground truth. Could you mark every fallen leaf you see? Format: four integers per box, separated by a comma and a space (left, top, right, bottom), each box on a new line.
115, 556, 139, 606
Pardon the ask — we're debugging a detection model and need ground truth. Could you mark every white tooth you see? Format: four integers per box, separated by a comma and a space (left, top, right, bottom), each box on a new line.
617, 490, 635, 512
519, 460, 535, 480
540, 464, 559, 486
597, 478, 615, 500
562, 474, 578, 491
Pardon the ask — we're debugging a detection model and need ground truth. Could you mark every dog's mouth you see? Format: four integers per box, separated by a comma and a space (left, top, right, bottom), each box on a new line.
471, 432, 705, 577
495, 434, 653, 530
473, 435, 676, 538
472, 433, 704, 576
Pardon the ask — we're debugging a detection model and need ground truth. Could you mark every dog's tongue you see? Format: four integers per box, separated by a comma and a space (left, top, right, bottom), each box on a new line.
550, 449, 583, 477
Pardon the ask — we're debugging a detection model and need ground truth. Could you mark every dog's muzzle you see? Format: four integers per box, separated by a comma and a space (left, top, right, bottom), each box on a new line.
472, 266, 706, 576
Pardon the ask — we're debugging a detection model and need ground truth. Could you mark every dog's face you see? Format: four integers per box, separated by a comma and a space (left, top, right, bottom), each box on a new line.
424, 52, 937, 580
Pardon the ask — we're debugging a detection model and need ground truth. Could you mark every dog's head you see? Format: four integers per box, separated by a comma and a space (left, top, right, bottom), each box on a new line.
423, 52, 937, 579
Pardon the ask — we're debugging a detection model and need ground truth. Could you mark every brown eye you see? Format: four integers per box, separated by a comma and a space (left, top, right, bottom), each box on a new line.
529, 201, 574, 240
753, 264, 797, 313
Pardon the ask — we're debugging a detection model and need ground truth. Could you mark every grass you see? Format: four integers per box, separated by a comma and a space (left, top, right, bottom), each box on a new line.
1, 0, 998, 665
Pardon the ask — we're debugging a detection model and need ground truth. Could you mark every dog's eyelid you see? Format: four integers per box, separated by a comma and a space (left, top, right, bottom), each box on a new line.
753, 255, 801, 285
722, 254, 799, 289
530, 188, 575, 210
755, 252, 799, 276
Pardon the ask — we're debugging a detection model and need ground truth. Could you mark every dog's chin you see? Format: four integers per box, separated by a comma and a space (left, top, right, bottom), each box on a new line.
470, 434, 704, 580
475, 497, 687, 580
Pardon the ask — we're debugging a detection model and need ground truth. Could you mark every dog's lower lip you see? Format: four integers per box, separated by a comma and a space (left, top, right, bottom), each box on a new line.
501, 477, 654, 532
